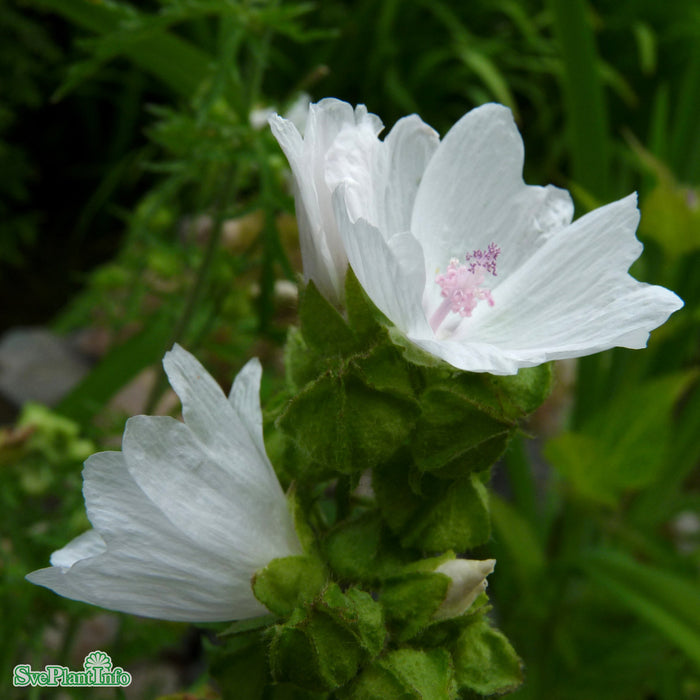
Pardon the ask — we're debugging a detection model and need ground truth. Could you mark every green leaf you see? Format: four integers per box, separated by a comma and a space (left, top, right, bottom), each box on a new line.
342, 648, 457, 700
252, 555, 326, 617
208, 632, 269, 699
375, 457, 491, 552
284, 326, 318, 391
411, 383, 513, 476
580, 551, 700, 671
345, 267, 386, 342
323, 511, 412, 584
490, 495, 545, 584
278, 372, 418, 476
548, 0, 610, 198
451, 617, 523, 696
380, 571, 450, 641
269, 584, 386, 692
353, 343, 415, 399
388, 327, 450, 369
582, 563, 700, 669
490, 363, 554, 417
219, 614, 277, 638
32, 0, 211, 98
544, 373, 693, 505
640, 181, 700, 257
300, 281, 358, 357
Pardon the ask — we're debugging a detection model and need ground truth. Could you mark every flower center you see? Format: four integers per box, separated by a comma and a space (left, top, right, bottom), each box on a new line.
430, 243, 501, 333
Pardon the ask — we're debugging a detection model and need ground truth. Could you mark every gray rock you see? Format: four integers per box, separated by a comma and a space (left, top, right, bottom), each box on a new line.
0, 327, 90, 408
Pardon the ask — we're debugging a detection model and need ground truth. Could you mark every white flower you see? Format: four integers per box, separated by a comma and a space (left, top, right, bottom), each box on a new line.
269, 97, 384, 306
433, 558, 496, 620
320, 100, 683, 374
27, 345, 301, 622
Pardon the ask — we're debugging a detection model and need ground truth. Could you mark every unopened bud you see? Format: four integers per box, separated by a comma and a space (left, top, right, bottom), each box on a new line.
433, 558, 496, 620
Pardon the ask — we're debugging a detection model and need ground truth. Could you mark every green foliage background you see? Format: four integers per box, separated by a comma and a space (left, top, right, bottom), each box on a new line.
1, 0, 699, 697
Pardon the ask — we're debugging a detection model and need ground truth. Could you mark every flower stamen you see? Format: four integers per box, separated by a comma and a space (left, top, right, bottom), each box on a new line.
430, 244, 501, 333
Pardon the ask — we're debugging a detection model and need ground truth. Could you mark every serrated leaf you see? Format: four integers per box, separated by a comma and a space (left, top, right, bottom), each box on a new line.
353, 343, 415, 399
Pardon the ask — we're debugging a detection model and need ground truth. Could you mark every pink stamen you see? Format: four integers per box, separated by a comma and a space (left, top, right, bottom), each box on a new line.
430, 244, 501, 333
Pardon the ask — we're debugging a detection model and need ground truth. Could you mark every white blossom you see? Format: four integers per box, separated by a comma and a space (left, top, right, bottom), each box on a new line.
285, 99, 683, 374
27, 345, 301, 622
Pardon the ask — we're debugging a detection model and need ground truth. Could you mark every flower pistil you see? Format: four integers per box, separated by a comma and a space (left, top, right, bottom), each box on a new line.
430, 243, 501, 333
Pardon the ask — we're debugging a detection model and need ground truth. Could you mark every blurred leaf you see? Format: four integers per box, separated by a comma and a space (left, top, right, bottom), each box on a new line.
490, 494, 545, 583
641, 182, 700, 257
545, 373, 694, 506
32, 0, 211, 97
548, 0, 610, 198
580, 549, 700, 670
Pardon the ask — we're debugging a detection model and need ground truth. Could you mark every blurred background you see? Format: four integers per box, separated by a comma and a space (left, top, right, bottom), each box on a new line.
1, 0, 699, 697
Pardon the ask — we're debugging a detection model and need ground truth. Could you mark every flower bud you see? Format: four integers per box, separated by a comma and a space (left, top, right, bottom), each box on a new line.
433, 558, 496, 620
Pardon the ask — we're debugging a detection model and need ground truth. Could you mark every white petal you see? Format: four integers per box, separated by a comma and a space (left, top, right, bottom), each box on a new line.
464, 194, 684, 361
28, 350, 302, 622
123, 412, 299, 564
49, 530, 105, 569
44, 449, 266, 620
228, 356, 266, 448
411, 104, 574, 290
333, 187, 430, 335
28, 540, 267, 622
270, 99, 383, 305
163, 345, 274, 481
326, 113, 439, 238
382, 115, 440, 234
